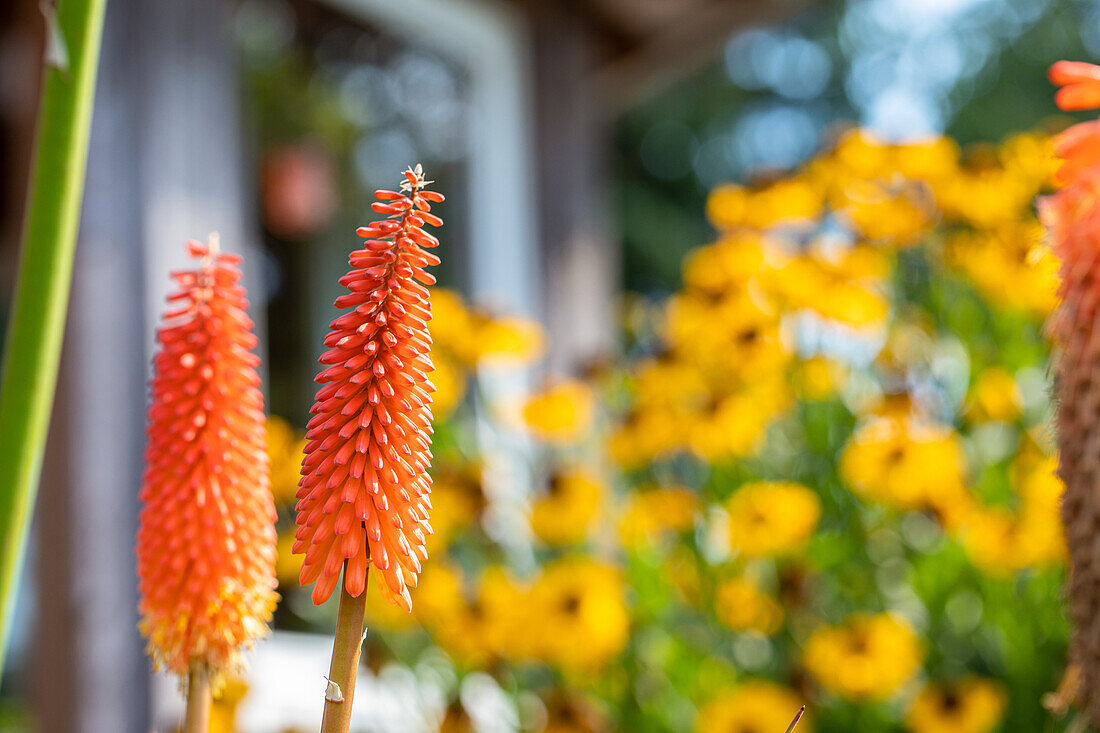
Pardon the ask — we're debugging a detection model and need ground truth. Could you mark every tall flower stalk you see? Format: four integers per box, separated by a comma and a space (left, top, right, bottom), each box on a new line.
0, 0, 107, 672
295, 165, 441, 732
1043, 60, 1100, 725
137, 236, 277, 732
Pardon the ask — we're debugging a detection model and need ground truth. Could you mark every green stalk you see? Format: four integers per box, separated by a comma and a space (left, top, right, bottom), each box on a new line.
0, 0, 108, 672
320, 564, 368, 733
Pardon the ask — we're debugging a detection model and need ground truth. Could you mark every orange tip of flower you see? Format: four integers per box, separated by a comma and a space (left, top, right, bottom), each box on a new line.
1050, 60, 1100, 111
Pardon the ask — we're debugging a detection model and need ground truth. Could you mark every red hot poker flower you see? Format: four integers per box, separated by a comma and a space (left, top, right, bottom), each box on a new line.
137, 236, 277, 677
295, 165, 442, 611
1044, 60, 1100, 725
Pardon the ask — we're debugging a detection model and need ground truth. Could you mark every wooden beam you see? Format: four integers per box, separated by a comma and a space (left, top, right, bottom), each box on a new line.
592, 0, 812, 110
318, 0, 541, 323
524, 0, 619, 372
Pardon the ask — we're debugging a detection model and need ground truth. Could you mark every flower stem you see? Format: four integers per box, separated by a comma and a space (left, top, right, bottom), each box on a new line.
785, 705, 806, 733
320, 564, 368, 733
0, 0, 107, 673
184, 665, 212, 733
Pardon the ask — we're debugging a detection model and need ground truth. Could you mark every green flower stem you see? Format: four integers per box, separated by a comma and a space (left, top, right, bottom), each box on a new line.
0, 0, 108, 672
320, 563, 368, 733
785, 705, 806, 733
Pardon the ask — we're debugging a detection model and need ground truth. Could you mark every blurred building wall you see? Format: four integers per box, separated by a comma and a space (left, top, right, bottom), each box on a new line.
32, 0, 261, 729
322, 0, 546, 359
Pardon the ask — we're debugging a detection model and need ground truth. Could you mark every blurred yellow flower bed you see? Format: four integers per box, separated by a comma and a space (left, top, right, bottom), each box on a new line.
252, 126, 1068, 733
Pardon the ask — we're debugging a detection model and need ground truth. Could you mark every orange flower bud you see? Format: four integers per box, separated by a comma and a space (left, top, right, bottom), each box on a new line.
1050, 60, 1100, 111
295, 165, 442, 611
137, 236, 278, 677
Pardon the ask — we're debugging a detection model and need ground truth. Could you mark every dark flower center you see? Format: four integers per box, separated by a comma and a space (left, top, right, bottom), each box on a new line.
848, 632, 869, 655
737, 328, 760, 345
548, 474, 564, 497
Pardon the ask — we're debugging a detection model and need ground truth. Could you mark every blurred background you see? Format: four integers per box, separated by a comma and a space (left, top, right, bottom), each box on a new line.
0, 0, 1097, 730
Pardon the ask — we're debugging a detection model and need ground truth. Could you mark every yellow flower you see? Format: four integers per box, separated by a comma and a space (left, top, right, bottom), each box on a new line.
802, 613, 922, 700
428, 287, 477, 360
275, 530, 303, 587
617, 357, 787, 464
267, 415, 305, 506
687, 375, 792, 460
608, 406, 684, 467
906, 677, 1007, 733
938, 164, 1035, 227
946, 223, 1058, 317
750, 177, 825, 228
522, 380, 594, 443
795, 355, 847, 400
532, 558, 630, 672
478, 566, 536, 660
415, 564, 525, 665
958, 507, 1020, 574
770, 245, 891, 327
726, 481, 820, 557
831, 129, 891, 180
839, 418, 969, 522
417, 565, 492, 664
714, 578, 784, 635
365, 571, 418, 631
617, 486, 699, 551
956, 454, 1065, 573
681, 232, 769, 295
967, 367, 1022, 422
414, 562, 467, 631
426, 465, 485, 551
839, 181, 934, 246
530, 469, 605, 545
472, 314, 544, 366
632, 358, 711, 409
998, 131, 1057, 191
427, 287, 544, 372
665, 292, 789, 380
706, 184, 750, 231
815, 280, 891, 327
706, 179, 823, 230
894, 136, 961, 183
695, 681, 809, 733
210, 676, 250, 733
611, 361, 708, 465
1015, 455, 1066, 566
430, 354, 467, 421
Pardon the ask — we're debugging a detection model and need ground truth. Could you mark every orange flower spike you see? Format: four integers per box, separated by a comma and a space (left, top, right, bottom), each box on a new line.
137, 235, 278, 678
295, 165, 443, 612
1046, 62, 1100, 727
1051, 60, 1100, 111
